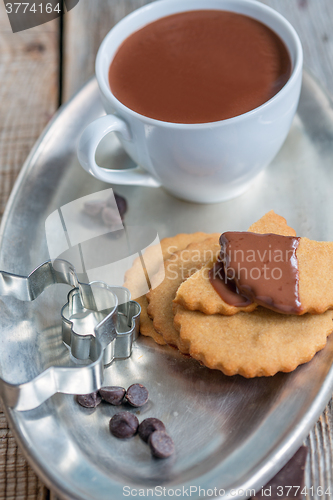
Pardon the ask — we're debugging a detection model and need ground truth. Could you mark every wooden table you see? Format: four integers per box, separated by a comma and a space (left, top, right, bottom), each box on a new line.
1, 1, 333, 498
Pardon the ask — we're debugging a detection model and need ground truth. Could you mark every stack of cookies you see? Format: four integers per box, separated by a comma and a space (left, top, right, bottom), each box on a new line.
124, 211, 333, 378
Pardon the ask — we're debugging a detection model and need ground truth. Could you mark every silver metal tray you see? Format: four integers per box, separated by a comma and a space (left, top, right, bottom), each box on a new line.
1, 72, 333, 500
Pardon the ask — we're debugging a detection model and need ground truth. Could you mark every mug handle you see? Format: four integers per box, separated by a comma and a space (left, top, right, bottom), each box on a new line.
77, 114, 161, 187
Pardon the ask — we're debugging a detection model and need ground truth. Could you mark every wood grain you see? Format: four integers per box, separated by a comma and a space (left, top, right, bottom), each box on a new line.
304, 400, 333, 500
0, 1, 59, 215
0, 407, 47, 500
0, 2, 59, 498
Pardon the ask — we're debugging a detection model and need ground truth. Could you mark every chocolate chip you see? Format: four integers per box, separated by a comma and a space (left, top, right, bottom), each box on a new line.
138, 418, 166, 442
76, 392, 102, 408
99, 386, 126, 406
101, 206, 121, 226
109, 411, 139, 438
126, 384, 149, 407
83, 200, 106, 217
148, 431, 175, 458
113, 193, 128, 218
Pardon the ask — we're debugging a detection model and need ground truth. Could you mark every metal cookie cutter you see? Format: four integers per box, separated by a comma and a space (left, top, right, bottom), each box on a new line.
0, 259, 140, 412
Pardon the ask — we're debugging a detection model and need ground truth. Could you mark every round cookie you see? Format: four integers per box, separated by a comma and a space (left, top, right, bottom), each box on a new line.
173, 304, 333, 377
146, 211, 297, 349
146, 235, 221, 351
136, 296, 166, 345
124, 232, 210, 344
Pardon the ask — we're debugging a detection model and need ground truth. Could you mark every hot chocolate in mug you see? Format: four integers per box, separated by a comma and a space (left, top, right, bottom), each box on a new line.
77, 0, 303, 204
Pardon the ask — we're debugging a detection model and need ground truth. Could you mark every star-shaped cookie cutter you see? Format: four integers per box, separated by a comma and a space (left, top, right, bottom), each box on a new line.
0, 259, 140, 412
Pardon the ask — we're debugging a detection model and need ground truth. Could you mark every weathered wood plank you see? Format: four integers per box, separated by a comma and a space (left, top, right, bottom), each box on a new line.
0, 405, 48, 499
63, 0, 154, 101
262, 0, 333, 99
0, 1, 59, 215
0, 2, 59, 498
304, 402, 333, 499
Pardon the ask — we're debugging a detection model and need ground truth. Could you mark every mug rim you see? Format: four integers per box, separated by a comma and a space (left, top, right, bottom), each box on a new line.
96, 0, 303, 130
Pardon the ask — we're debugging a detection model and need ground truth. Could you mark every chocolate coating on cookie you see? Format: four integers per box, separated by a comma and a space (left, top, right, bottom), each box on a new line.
214, 232, 302, 314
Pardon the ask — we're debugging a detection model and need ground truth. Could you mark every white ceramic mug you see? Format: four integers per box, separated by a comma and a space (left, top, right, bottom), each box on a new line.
77, 0, 303, 204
